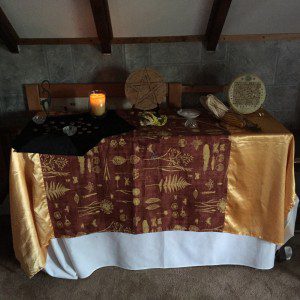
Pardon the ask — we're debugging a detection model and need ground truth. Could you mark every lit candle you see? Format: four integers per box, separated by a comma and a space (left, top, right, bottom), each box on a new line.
89, 90, 106, 116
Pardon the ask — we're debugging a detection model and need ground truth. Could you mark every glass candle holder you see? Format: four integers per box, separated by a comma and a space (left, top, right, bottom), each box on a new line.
89, 90, 106, 116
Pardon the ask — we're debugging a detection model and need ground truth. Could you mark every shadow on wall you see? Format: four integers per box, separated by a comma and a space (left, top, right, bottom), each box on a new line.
199, 65, 226, 86
0, 94, 27, 116
91, 66, 128, 83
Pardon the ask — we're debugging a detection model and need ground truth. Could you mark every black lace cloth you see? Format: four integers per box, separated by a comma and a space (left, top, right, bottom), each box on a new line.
12, 110, 135, 156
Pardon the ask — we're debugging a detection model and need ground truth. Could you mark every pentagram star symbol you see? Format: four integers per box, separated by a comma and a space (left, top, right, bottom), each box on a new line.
128, 73, 161, 103
126, 68, 166, 110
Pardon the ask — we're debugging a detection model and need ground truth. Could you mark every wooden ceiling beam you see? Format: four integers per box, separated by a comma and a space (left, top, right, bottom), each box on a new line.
90, 0, 113, 54
0, 6, 19, 53
17, 33, 300, 46
205, 0, 232, 51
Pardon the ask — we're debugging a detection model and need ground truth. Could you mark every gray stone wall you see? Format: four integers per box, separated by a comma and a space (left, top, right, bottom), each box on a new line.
0, 40, 299, 130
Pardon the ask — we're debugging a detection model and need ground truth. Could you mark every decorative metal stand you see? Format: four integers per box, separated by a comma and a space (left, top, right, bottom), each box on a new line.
40, 80, 52, 116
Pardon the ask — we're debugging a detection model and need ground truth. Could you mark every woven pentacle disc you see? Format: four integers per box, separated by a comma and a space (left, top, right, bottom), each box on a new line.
125, 68, 167, 110
228, 74, 266, 114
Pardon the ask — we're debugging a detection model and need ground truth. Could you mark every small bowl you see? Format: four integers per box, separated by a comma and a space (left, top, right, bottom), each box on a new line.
177, 109, 201, 119
63, 125, 77, 136
32, 114, 46, 125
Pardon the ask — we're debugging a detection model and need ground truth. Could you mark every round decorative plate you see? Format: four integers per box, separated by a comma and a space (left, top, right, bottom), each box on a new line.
125, 68, 167, 110
227, 74, 266, 114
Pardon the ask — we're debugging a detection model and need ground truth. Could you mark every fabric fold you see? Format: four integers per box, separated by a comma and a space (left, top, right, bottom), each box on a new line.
224, 112, 296, 245
10, 150, 54, 277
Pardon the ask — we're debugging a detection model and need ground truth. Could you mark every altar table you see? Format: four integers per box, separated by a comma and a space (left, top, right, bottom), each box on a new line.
9, 110, 297, 278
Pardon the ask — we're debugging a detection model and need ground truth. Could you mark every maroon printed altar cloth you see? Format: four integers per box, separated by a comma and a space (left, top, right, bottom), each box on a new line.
40, 110, 231, 237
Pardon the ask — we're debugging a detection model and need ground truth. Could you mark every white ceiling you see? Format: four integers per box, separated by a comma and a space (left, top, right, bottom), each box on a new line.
109, 0, 213, 37
222, 0, 300, 34
0, 0, 97, 38
0, 0, 299, 39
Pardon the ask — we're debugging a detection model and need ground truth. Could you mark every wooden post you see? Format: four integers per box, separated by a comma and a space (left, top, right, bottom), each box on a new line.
25, 84, 41, 111
168, 83, 182, 108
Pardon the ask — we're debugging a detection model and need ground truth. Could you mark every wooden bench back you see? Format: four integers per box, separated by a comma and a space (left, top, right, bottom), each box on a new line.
24, 82, 225, 111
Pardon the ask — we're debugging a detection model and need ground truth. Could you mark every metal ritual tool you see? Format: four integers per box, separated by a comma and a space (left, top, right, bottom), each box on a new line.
40, 80, 52, 116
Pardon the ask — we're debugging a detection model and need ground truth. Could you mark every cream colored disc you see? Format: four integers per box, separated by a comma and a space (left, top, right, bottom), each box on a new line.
125, 68, 167, 110
228, 74, 266, 114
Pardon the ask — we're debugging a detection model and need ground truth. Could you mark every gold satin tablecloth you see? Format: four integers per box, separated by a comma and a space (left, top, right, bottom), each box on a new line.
9, 110, 295, 277
223, 112, 295, 242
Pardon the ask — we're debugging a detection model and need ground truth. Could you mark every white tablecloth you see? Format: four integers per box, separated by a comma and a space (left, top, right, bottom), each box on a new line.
44, 197, 299, 279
